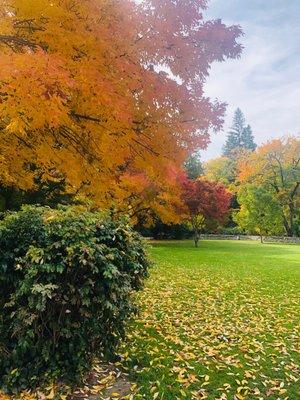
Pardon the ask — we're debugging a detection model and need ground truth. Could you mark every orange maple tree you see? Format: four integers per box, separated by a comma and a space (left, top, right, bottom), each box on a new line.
0, 0, 242, 220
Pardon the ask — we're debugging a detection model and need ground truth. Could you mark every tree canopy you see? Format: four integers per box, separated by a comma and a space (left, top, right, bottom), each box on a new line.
238, 136, 300, 236
234, 185, 284, 242
0, 0, 242, 221
182, 177, 232, 246
204, 156, 237, 187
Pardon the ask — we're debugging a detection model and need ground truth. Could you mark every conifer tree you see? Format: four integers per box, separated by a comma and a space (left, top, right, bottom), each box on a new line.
223, 108, 256, 157
241, 125, 257, 151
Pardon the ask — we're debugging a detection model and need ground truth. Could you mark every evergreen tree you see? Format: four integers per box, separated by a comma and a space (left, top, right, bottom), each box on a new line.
223, 108, 256, 157
184, 152, 203, 180
241, 124, 257, 151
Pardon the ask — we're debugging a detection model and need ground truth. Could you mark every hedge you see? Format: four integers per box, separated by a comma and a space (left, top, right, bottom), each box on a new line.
0, 206, 150, 392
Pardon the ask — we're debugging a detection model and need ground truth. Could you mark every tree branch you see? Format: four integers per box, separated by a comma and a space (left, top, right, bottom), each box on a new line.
70, 112, 105, 124
0, 34, 43, 51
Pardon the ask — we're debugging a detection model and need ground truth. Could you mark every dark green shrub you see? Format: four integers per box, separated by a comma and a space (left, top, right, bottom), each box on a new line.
137, 220, 192, 240
0, 206, 150, 392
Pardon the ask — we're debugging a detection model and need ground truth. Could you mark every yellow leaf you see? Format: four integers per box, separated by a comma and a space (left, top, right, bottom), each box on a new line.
46, 388, 55, 399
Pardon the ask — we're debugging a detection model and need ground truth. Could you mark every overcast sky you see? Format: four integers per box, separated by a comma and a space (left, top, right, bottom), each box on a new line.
201, 0, 300, 160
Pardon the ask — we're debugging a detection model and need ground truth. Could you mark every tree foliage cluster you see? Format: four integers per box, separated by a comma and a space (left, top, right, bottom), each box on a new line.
0, 206, 149, 391
0, 0, 242, 223
237, 136, 300, 237
234, 186, 284, 242
205, 135, 300, 238
143, 154, 233, 244
182, 177, 232, 246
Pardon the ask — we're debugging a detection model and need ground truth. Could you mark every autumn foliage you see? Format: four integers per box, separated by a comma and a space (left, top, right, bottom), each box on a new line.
0, 0, 242, 220
238, 136, 300, 236
182, 178, 232, 246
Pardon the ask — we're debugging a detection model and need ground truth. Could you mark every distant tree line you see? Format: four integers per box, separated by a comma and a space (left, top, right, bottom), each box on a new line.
205, 109, 300, 239
145, 109, 300, 241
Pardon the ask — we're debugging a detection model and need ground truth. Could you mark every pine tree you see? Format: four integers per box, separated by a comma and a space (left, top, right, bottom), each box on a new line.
223, 108, 256, 157
223, 108, 245, 157
241, 125, 257, 151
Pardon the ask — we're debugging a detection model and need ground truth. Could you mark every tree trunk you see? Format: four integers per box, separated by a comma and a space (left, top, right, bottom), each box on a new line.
289, 202, 297, 236
260, 234, 263, 244
194, 230, 199, 247
282, 214, 292, 237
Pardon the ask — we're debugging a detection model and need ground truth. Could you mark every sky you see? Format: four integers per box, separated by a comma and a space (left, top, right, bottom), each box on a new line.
201, 0, 300, 160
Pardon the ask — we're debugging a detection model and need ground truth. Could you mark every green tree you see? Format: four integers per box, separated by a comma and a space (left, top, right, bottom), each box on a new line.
241, 124, 256, 151
204, 156, 237, 187
223, 108, 256, 157
238, 136, 300, 236
0, 177, 74, 212
234, 185, 284, 242
184, 152, 203, 180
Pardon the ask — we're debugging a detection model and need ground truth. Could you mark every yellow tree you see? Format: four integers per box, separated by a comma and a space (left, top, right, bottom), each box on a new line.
0, 0, 242, 220
204, 156, 237, 188
238, 136, 300, 236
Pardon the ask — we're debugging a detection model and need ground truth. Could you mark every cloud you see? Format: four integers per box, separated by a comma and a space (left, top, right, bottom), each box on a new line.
201, 0, 300, 160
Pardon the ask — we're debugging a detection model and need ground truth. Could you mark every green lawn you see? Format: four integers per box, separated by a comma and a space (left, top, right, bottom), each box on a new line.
120, 240, 300, 400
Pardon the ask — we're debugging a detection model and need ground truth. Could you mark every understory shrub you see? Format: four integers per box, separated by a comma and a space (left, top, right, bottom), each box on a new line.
137, 220, 192, 240
0, 206, 150, 392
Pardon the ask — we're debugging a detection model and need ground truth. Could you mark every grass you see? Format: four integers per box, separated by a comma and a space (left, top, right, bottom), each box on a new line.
120, 240, 300, 400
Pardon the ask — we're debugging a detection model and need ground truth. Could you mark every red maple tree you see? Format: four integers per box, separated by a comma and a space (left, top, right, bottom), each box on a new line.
182, 178, 232, 246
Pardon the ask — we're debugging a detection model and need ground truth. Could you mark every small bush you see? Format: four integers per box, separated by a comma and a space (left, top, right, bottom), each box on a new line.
141, 221, 192, 240
0, 206, 150, 392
